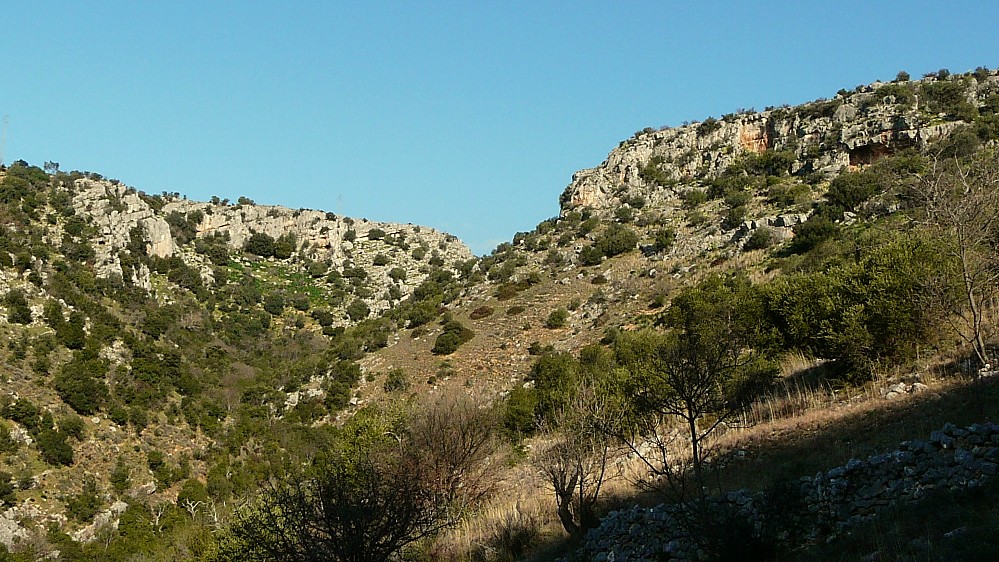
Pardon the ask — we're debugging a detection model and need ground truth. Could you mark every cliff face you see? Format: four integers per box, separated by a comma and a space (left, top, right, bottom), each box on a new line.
560, 71, 998, 216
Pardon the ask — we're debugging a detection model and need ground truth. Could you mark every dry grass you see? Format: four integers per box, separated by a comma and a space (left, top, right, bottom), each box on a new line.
430, 349, 999, 561
430, 467, 561, 562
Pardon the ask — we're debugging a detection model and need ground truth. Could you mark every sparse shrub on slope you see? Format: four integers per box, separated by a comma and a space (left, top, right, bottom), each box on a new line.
432, 320, 474, 355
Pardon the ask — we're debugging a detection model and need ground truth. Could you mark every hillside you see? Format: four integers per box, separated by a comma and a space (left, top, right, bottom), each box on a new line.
1, 66, 999, 561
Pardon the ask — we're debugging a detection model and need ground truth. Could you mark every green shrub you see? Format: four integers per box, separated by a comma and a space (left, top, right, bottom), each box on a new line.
614, 207, 634, 223
244, 232, 276, 257
730, 150, 796, 177
57, 415, 85, 440
177, 479, 209, 507
766, 181, 811, 208
383, 369, 409, 392
638, 155, 671, 186
697, 117, 722, 136
432, 321, 475, 355
273, 233, 296, 259
825, 171, 879, 211
545, 308, 568, 329
110, 458, 131, 494
578, 246, 603, 266
345, 299, 370, 322
3, 290, 32, 325
36, 429, 73, 466
788, 217, 838, 254
503, 385, 538, 438
54, 358, 109, 415
681, 189, 708, 209
724, 190, 752, 208
654, 228, 677, 253
743, 227, 776, 251
595, 223, 638, 257
263, 293, 286, 316
0, 472, 15, 508
0, 424, 18, 454
871, 82, 916, 107
722, 206, 748, 230
921, 80, 978, 121
66, 476, 102, 522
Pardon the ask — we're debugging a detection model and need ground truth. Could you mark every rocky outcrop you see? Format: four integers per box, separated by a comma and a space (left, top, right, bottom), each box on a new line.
560, 71, 999, 217
63, 179, 472, 313
72, 180, 176, 278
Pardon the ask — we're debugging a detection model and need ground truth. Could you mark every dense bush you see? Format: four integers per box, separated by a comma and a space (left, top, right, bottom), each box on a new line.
346, 299, 370, 322
432, 320, 475, 355
681, 189, 708, 209
921, 79, 978, 121
697, 117, 722, 136
54, 357, 109, 415
825, 170, 880, 211
743, 227, 776, 251
545, 308, 568, 329
3, 290, 32, 324
244, 232, 276, 257
585, 223, 639, 262
788, 217, 838, 254
762, 232, 943, 379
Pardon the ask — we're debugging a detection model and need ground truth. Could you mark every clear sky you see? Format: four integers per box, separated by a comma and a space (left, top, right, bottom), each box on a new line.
1, 2, 997, 254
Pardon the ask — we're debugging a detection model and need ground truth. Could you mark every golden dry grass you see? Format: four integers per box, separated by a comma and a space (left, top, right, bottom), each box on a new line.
429, 350, 999, 561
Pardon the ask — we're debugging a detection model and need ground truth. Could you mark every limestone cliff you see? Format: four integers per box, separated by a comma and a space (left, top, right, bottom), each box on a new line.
67, 178, 472, 314
560, 71, 998, 216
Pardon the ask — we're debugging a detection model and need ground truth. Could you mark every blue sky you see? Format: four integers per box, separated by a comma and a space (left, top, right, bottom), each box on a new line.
1, 2, 997, 255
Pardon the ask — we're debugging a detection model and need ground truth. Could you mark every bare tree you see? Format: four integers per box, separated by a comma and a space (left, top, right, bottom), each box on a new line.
221, 446, 449, 562
404, 390, 502, 515
533, 382, 617, 539
916, 149, 999, 368
219, 393, 501, 562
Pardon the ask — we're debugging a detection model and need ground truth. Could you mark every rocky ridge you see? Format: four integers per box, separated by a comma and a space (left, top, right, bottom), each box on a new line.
560, 71, 998, 216
64, 177, 473, 314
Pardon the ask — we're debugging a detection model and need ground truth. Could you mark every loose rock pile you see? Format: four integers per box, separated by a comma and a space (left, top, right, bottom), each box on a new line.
574, 422, 999, 561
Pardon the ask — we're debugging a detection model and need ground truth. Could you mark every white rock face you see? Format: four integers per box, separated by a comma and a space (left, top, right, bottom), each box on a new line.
72, 179, 176, 277
61, 177, 473, 317
559, 73, 999, 216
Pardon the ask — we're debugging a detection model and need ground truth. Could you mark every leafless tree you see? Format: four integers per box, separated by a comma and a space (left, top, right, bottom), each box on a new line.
533, 381, 617, 538
149, 502, 169, 533
182, 498, 203, 519
218, 392, 502, 562
916, 149, 999, 368
403, 390, 502, 515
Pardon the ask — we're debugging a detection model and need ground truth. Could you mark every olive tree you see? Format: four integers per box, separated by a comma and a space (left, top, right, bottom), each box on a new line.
614, 276, 774, 499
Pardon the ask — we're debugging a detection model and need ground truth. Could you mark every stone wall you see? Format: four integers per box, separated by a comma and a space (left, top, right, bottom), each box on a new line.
575, 422, 999, 562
